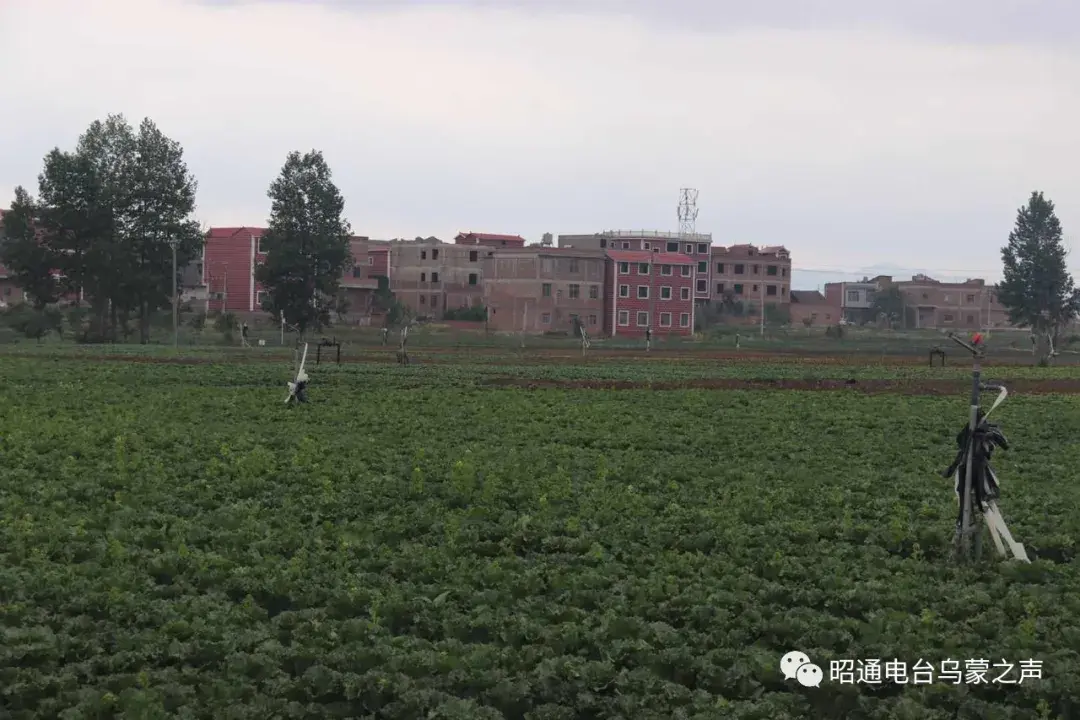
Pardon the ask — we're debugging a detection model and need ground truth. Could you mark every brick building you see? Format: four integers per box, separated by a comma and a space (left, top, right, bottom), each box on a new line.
483, 247, 607, 333
606, 249, 696, 337
789, 290, 837, 326
823, 274, 1010, 329
204, 227, 376, 317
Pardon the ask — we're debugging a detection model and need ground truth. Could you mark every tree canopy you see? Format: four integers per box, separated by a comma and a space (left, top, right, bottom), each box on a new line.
998, 191, 1079, 358
0, 114, 202, 342
255, 150, 352, 338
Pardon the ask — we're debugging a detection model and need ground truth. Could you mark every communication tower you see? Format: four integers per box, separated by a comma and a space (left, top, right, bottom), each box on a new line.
677, 188, 698, 240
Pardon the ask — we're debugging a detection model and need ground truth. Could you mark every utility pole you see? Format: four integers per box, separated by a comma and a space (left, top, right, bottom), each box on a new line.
759, 281, 765, 337
647, 248, 658, 350
168, 237, 179, 349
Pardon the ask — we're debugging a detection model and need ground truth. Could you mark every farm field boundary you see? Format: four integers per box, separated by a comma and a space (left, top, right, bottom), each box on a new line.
479, 376, 1080, 395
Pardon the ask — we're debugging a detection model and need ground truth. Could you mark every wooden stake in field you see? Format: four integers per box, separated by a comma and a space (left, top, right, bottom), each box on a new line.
396, 324, 410, 366
580, 324, 591, 357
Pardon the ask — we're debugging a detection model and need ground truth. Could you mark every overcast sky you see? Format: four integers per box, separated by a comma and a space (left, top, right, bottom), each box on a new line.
2, 0, 1079, 289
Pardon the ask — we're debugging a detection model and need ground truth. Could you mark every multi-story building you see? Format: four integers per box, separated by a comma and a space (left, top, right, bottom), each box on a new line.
559, 230, 714, 303
483, 247, 607, 333
455, 231, 527, 249
823, 274, 1011, 329
711, 244, 792, 311
606, 249, 696, 337
203, 226, 376, 316
823, 280, 878, 323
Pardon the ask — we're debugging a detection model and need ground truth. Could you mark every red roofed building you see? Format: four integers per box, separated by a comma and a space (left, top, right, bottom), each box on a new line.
454, 231, 526, 248
606, 249, 696, 337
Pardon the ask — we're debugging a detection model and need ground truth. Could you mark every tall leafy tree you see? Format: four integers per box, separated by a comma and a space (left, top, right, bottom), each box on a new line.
28, 114, 201, 342
256, 150, 352, 338
998, 191, 1080, 362
0, 186, 59, 308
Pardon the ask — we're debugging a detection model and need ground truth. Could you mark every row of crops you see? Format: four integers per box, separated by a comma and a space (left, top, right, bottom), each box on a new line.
2, 354, 1079, 718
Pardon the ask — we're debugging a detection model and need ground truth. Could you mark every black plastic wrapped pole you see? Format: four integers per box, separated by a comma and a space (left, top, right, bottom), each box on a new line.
949, 332, 983, 561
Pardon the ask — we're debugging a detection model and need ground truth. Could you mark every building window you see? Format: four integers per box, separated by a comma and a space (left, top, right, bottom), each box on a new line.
697, 261, 707, 273
681, 266, 691, 277
638, 263, 650, 274
643, 242, 651, 250
637, 285, 649, 299
847, 290, 860, 302
255, 290, 265, 308
734, 284, 743, 294
468, 273, 478, 286
569, 284, 580, 299
717, 263, 725, 274
637, 311, 648, 326
667, 242, 678, 252
588, 314, 597, 325
600, 238, 607, 248
753, 264, 759, 274
734, 264, 744, 274
767, 285, 777, 296
420, 272, 426, 282
922, 292, 929, 300
684, 244, 692, 253
753, 284, 759, 293
432, 272, 439, 282
781, 286, 787, 296
681, 287, 690, 300
943, 314, 954, 322
767, 265, 778, 276
660, 312, 672, 327
696, 280, 706, 292
619, 284, 629, 298
352, 267, 362, 277
697, 243, 708, 254
368, 257, 374, 265
469, 251, 478, 262
622, 241, 630, 249
255, 236, 265, 254
661, 286, 672, 299
716, 283, 725, 294
569, 259, 579, 273
421, 250, 427, 260
661, 264, 672, 276
420, 295, 426, 305
432, 249, 439, 260
679, 312, 690, 327
431, 295, 438, 307
967, 294, 976, 303
782, 267, 787, 277
618, 310, 630, 326
542, 283, 552, 297
967, 314, 975, 323
619, 262, 630, 274
541, 312, 551, 324
944, 294, 951, 303
589, 285, 599, 299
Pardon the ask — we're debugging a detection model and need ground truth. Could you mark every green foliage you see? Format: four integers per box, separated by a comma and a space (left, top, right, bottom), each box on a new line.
254, 150, 352, 337
0, 303, 63, 341
0, 187, 59, 308
871, 286, 906, 328
443, 304, 487, 322
212, 311, 237, 339
1, 355, 1079, 717
999, 191, 1080, 350
763, 303, 790, 325
3, 114, 202, 343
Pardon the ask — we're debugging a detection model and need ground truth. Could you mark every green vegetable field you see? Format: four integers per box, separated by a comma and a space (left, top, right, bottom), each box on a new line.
2, 353, 1080, 719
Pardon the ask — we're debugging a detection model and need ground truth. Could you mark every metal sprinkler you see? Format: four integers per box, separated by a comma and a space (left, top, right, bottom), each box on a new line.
942, 332, 1029, 563
285, 342, 310, 404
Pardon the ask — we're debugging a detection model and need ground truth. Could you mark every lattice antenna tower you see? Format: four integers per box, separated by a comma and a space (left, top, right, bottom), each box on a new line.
677, 188, 699, 240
